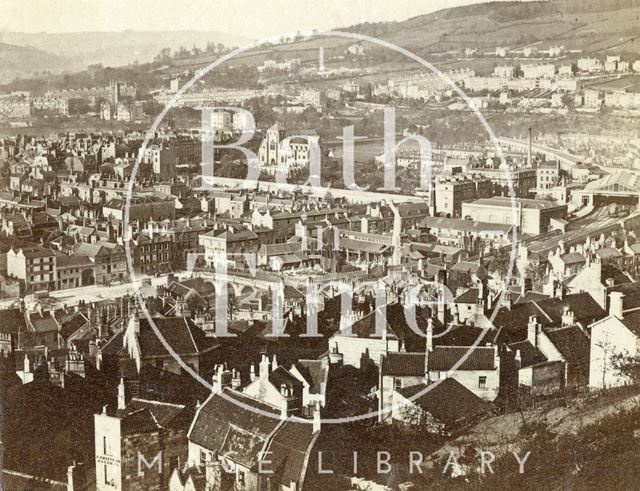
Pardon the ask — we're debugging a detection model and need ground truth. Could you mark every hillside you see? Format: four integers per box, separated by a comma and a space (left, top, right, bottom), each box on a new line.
226, 0, 640, 70
0, 43, 67, 83
0, 30, 250, 76
422, 386, 640, 489
345, 0, 640, 56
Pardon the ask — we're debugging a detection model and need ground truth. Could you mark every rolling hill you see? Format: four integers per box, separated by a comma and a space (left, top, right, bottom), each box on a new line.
0, 43, 67, 83
344, 0, 640, 56
0, 30, 250, 79
222, 0, 640, 70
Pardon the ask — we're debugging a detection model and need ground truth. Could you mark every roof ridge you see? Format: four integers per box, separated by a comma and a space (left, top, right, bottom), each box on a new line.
130, 397, 185, 408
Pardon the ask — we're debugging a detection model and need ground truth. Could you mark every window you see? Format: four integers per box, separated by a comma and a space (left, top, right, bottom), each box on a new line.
200, 449, 208, 465
478, 376, 487, 389
394, 378, 402, 390
237, 470, 245, 486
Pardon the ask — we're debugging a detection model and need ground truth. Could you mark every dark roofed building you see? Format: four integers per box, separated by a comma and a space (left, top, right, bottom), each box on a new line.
188, 387, 319, 491
393, 378, 496, 434
100, 313, 218, 377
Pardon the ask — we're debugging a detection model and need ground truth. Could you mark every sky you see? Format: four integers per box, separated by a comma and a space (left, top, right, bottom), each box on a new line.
1, 0, 518, 39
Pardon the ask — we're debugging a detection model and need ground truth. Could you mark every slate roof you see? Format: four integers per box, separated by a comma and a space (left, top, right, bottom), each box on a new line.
296, 360, 328, 395
455, 287, 480, 304
398, 378, 495, 428
15, 246, 55, 259
116, 398, 187, 430
120, 408, 160, 434
350, 308, 395, 339
536, 293, 606, 326
265, 420, 316, 487
269, 366, 304, 393
29, 312, 58, 334
622, 311, 640, 336
382, 345, 497, 376
428, 346, 497, 371
600, 263, 632, 287
492, 293, 606, 343
382, 352, 425, 377
509, 340, 548, 368
596, 247, 622, 259
101, 317, 216, 357
433, 325, 491, 347
59, 312, 89, 339
339, 238, 390, 254
188, 389, 281, 470
543, 326, 591, 378
560, 252, 585, 265
515, 291, 551, 304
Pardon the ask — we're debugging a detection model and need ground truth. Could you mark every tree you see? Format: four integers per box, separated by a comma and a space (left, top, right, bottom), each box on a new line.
492, 247, 514, 279
227, 294, 239, 321
525, 261, 547, 292
611, 352, 640, 386
185, 291, 208, 316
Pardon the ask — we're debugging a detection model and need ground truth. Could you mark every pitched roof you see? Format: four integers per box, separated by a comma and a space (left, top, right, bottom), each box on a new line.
265, 420, 316, 487
349, 308, 395, 339
596, 247, 622, 259
536, 293, 606, 326
560, 252, 585, 265
382, 352, 425, 377
455, 287, 480, 304
509, 340, 548, 368
295, 360, 328, 395
188, 389, 281, 469
28, 312, 58, 333
398, 378, 494, 428
116, 398, 187, 430
543, 326, 590, 377
428, 346, 497, 371
59, 311, 89, 339
621, 310, 640, 336
600, 263, 631, 287
120, 408, 160, 434
101, 317, 216, 357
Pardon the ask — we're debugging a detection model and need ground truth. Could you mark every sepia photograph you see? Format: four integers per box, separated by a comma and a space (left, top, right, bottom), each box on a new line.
1, 0, 640, 489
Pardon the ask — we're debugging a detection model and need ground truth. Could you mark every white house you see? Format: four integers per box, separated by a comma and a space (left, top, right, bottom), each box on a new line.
589, 292, 640, 389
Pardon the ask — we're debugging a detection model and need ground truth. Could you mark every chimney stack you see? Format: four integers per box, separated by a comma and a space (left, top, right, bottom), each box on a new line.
426, 318, 433, 352
67, 461, 86, 491
259, 355, 270, 381
609, 291, 624, 319
527, 315, 540, 347
117, 378, 126, 409
312, 402, 321, 433
211, 364, 232, 393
